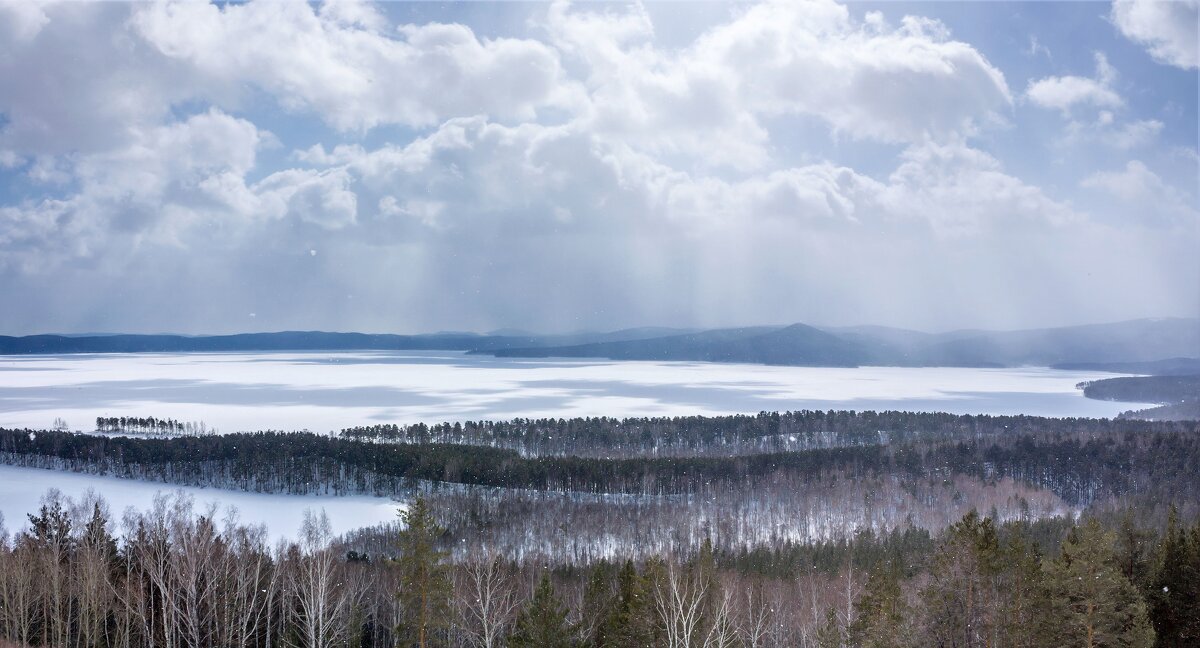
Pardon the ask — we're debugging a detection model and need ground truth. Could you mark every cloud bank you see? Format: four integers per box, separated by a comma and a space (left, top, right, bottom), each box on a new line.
0, 0, 1195, 335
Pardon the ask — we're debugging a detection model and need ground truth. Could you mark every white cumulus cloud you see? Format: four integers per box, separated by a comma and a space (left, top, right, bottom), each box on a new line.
1111, 0, 1198, 69
1026, 52, 1123, 114
543, 0, 1012, 169
132, 0, 582, 131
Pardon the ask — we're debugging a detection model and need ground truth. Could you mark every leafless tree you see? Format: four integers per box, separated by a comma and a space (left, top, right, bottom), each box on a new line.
288, 509, 360, 648
218, 512, 278, 648
736, 583, 773, 648
455, 552, 519, 648
655, 562, 711, 648
702, 587, 737, 648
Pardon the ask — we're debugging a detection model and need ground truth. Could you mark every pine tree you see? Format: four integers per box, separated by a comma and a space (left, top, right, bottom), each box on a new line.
600, 560, 656, 648
1045, 519, 1154, 648
395, 497, 451, 648
998, 525, 1055, 648
81, 501, 118, 558
847, 564, 911, 648
1149, 509, 1199, 647
694, 537, 720, 636
815, 607, 845, 648
1114, 512, 1153, 588
27, 495, 74, 648
918, 510, 1003, 648
508, 573, 574, 648
578, 563, 615, 647
1186, 520, 1200, 644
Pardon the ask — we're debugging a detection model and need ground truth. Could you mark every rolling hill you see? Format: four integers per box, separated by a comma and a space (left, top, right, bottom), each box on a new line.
1, 317, 1195, 369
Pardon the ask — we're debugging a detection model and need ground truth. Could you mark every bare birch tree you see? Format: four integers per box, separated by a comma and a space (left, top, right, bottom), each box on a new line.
455, 552, 519, 648
289, 509, 359, 648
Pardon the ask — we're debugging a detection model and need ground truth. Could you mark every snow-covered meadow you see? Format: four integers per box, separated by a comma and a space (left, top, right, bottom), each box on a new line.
0, 351, 1149, 433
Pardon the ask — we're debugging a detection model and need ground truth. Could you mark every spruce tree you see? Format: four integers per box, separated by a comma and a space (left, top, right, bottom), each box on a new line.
578, 563, 615, 647
395, 496, 451, 648
847, 564, 911, 648
600, 560, 656, 648
1149, 509, 1199, 647
1186, 520, 1200, 643
508, 573, 574, 648
998, 525, 1055, 648
693, 537, 722, 644
918, 510, 1003, 648
1114, 512, 1154, 588
1045, 519, 1154, 648
815, 607, 845, 648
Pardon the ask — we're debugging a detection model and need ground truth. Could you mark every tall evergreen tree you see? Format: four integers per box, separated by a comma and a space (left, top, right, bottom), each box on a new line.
1114, 512, 1154, 588
508, 573, 574, 648
847, 564, 912, 648
1186, 521, 1200, 644
578, 563, 615, 647
998, 524, 1055, 648
919, 510, 1003, 648
27, 495, 74, 648
815, 607, 845, 648
396, 496, 451, 648
1149, 509, 1199, 647
600, 560, 656, 648
1045, 519, 1154, 648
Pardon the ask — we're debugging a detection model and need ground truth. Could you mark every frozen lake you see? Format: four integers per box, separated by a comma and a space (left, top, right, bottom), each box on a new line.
0, 463, 400, 545
0, 351, 1150, 432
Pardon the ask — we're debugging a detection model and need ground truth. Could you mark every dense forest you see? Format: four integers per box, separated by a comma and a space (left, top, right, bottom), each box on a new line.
1080, 375, 1200, 405
0, 489, 1196, 648
1121, 399, 1200, 422
1, 411, 1199, 561
0, 409, 1197, 645
2, 417, 1199, 505
1075, 375, 1200, 422
338, 410, 1189, 457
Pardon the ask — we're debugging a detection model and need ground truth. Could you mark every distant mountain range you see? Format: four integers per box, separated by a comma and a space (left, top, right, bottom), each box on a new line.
1, 318, 1196, 369
1053, 357, 1200, 376
485, 318, 1200, 368
484, 323, 864, 366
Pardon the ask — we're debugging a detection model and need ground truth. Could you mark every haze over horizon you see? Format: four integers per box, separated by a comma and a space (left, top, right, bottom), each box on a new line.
12, 315, 1200, 340
1, 0, 1197, 336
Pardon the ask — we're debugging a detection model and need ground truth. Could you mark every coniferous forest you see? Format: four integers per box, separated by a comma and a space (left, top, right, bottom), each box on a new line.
0, 410, 1198, 647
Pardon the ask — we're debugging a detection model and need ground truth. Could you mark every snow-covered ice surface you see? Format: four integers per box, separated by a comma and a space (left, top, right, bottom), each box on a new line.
0, 463, 401, 545
0, 351, 1152, 433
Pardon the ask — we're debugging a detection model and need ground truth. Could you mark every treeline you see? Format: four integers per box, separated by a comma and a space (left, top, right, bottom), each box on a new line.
1076, 374, 1200, 422
344, 472, 1069, 563
3, 421, 1200, 508
94, 417, 215, 437
0, 489, 1197, 648
1122, 400, 1200, 422
1079, 375, 1200, 405
340, 410, 1192, 457
2, 418, 1199, 564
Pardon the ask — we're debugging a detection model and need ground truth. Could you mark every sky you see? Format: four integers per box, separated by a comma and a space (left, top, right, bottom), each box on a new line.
0, 0, 1196, 336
